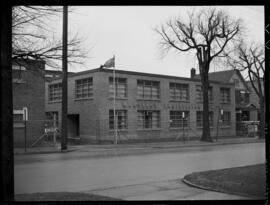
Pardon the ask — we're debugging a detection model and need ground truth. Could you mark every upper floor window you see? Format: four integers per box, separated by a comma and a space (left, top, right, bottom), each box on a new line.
75, 77, 93, 99
109, 77, 127, 98
48, 83, 62, 102
12, 64, 26, 83
137, 80, 160, 100
169, 83, 189, 101
196, 85, 213, 102
170, 111, 189, 128
220, 88, 230, 103
137, 110, 160, 129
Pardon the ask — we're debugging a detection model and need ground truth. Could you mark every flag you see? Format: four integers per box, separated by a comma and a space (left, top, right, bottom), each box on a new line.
103, 56, 115, 68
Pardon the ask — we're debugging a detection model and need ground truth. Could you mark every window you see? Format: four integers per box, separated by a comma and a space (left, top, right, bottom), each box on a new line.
48, 83, 62, 102
170, 111, 189, 128
137, 110, 160, 129
196, 85, 213, 102
221, 111, 231, 126
75, 77, 93, 99
109, 110, 127, 130
196, 111, 214, 127
137, 80, 160, 99
109, 77, 127, 98
169, 83, 189, 101
12, 64, 26, 83
220, 88, 230, 103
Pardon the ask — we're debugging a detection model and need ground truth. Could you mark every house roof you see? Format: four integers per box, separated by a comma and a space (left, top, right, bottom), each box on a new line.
195, 69, 250, 91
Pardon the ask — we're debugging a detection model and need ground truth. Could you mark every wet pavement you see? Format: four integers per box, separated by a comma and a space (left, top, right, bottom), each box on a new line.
14, 142, 265, 200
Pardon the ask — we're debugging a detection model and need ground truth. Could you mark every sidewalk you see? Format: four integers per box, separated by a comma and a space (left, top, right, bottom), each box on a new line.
14, 137, 264, 156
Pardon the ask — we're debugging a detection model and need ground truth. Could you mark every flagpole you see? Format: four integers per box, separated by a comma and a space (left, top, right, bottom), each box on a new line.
113, 55, 117, 144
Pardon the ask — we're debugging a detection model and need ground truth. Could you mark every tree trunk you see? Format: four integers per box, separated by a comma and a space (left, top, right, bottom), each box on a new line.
200, 65, 212, 142
1, 5, 14, 201
259, 98, 265, 139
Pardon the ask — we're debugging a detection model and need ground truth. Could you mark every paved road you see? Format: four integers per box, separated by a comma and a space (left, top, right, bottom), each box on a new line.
15, 143, 265, 199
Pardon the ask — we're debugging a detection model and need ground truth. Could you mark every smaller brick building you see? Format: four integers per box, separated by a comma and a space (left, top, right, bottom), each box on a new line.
12, 59, 46, 146
45, 67, 236, 144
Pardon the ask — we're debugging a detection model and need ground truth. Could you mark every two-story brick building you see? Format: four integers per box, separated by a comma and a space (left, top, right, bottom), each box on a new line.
45, 67, 236, 144
12, 59, 46, 146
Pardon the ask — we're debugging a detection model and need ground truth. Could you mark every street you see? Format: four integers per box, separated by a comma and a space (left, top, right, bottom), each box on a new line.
15, 142, 265, 199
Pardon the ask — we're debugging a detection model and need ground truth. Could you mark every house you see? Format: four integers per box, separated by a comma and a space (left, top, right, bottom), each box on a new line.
193, 68, 258, 122
45, 67, 236, 144
12, 59, 46, 146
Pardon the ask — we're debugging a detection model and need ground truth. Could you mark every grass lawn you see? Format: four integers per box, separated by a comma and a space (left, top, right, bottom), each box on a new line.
15, 192, 122, 201
183, 164, 266, 199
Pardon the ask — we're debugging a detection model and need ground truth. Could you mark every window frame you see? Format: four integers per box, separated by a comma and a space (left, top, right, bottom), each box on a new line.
220, 87, 231, 104
109, 110, 128, 130
48, 83, 62, 102
137, 80, 160, 100
75, 77, 93, 100
169, 110, 189, 128
137, 110, 160, 129
196, 85, 213, 102
169, 83, 189, 101
109, 77, 127, 98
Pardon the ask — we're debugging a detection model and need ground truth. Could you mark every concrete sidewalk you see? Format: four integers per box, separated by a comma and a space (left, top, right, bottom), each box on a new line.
83, 179, 251, 200
14, 137, 264, 156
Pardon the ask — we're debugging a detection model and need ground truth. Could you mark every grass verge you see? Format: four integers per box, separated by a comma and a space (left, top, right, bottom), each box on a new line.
15, 192, 122, 201
183, 164, 266, 199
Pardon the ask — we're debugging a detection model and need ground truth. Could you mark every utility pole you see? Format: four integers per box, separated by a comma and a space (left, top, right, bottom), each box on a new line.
61, 6, 68, 151
1, 3, 14, 201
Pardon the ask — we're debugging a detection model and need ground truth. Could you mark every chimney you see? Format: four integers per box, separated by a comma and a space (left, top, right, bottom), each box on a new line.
190, 68, 196, 78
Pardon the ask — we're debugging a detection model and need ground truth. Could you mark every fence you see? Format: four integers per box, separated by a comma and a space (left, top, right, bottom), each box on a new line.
13, 118, 260, 149
13, 119, 60, 150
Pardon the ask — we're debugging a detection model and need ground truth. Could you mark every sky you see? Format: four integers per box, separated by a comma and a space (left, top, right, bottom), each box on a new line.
49, 6, 264, 78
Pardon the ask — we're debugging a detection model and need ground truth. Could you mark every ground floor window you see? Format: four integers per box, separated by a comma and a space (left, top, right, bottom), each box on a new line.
196, 111, 214, 127
170, 111, 189, 128
137, 110, 160, 129
221, 111, 231, 126
109, 110, 127, 130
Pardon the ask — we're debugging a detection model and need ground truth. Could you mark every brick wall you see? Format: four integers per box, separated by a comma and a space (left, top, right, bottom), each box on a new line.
13, 59, 45, 146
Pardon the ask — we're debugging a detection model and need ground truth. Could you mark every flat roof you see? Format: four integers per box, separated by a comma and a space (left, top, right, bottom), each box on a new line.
50, 67, 234, 86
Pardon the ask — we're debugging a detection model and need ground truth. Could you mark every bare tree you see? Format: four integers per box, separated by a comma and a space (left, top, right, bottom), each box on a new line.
155, 8, 242, 141
228, 43, 265, 138
12, 6, 88, 69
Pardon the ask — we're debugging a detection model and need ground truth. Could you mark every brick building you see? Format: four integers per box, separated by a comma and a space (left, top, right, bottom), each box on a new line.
45, 67, 236, 144
12, 59, 46, 146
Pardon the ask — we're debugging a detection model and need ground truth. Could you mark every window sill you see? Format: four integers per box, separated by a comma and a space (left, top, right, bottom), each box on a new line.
13, 79, 26, 84
74, 97, 93, 101
169, 100, 190, 103
169, 127, 188, 130
109, 129, 128, 132
137, 99, 160, 101
108, 97, 128, 100
137, 128, 161, 131
220, 125, 231, 128
196, 101, 214, 104
220, 102, 231, 104
48, 100, 62, 104
196, 126, 214, 129
13, 124, 25, 128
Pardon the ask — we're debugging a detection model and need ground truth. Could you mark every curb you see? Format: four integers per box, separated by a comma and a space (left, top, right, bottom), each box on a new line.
14, 139, 264, 156
182, 177, 259, 199
14, 148, 76, 155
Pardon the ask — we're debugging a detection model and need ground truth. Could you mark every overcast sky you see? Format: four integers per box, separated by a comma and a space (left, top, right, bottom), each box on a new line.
51, 6, 264, 77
